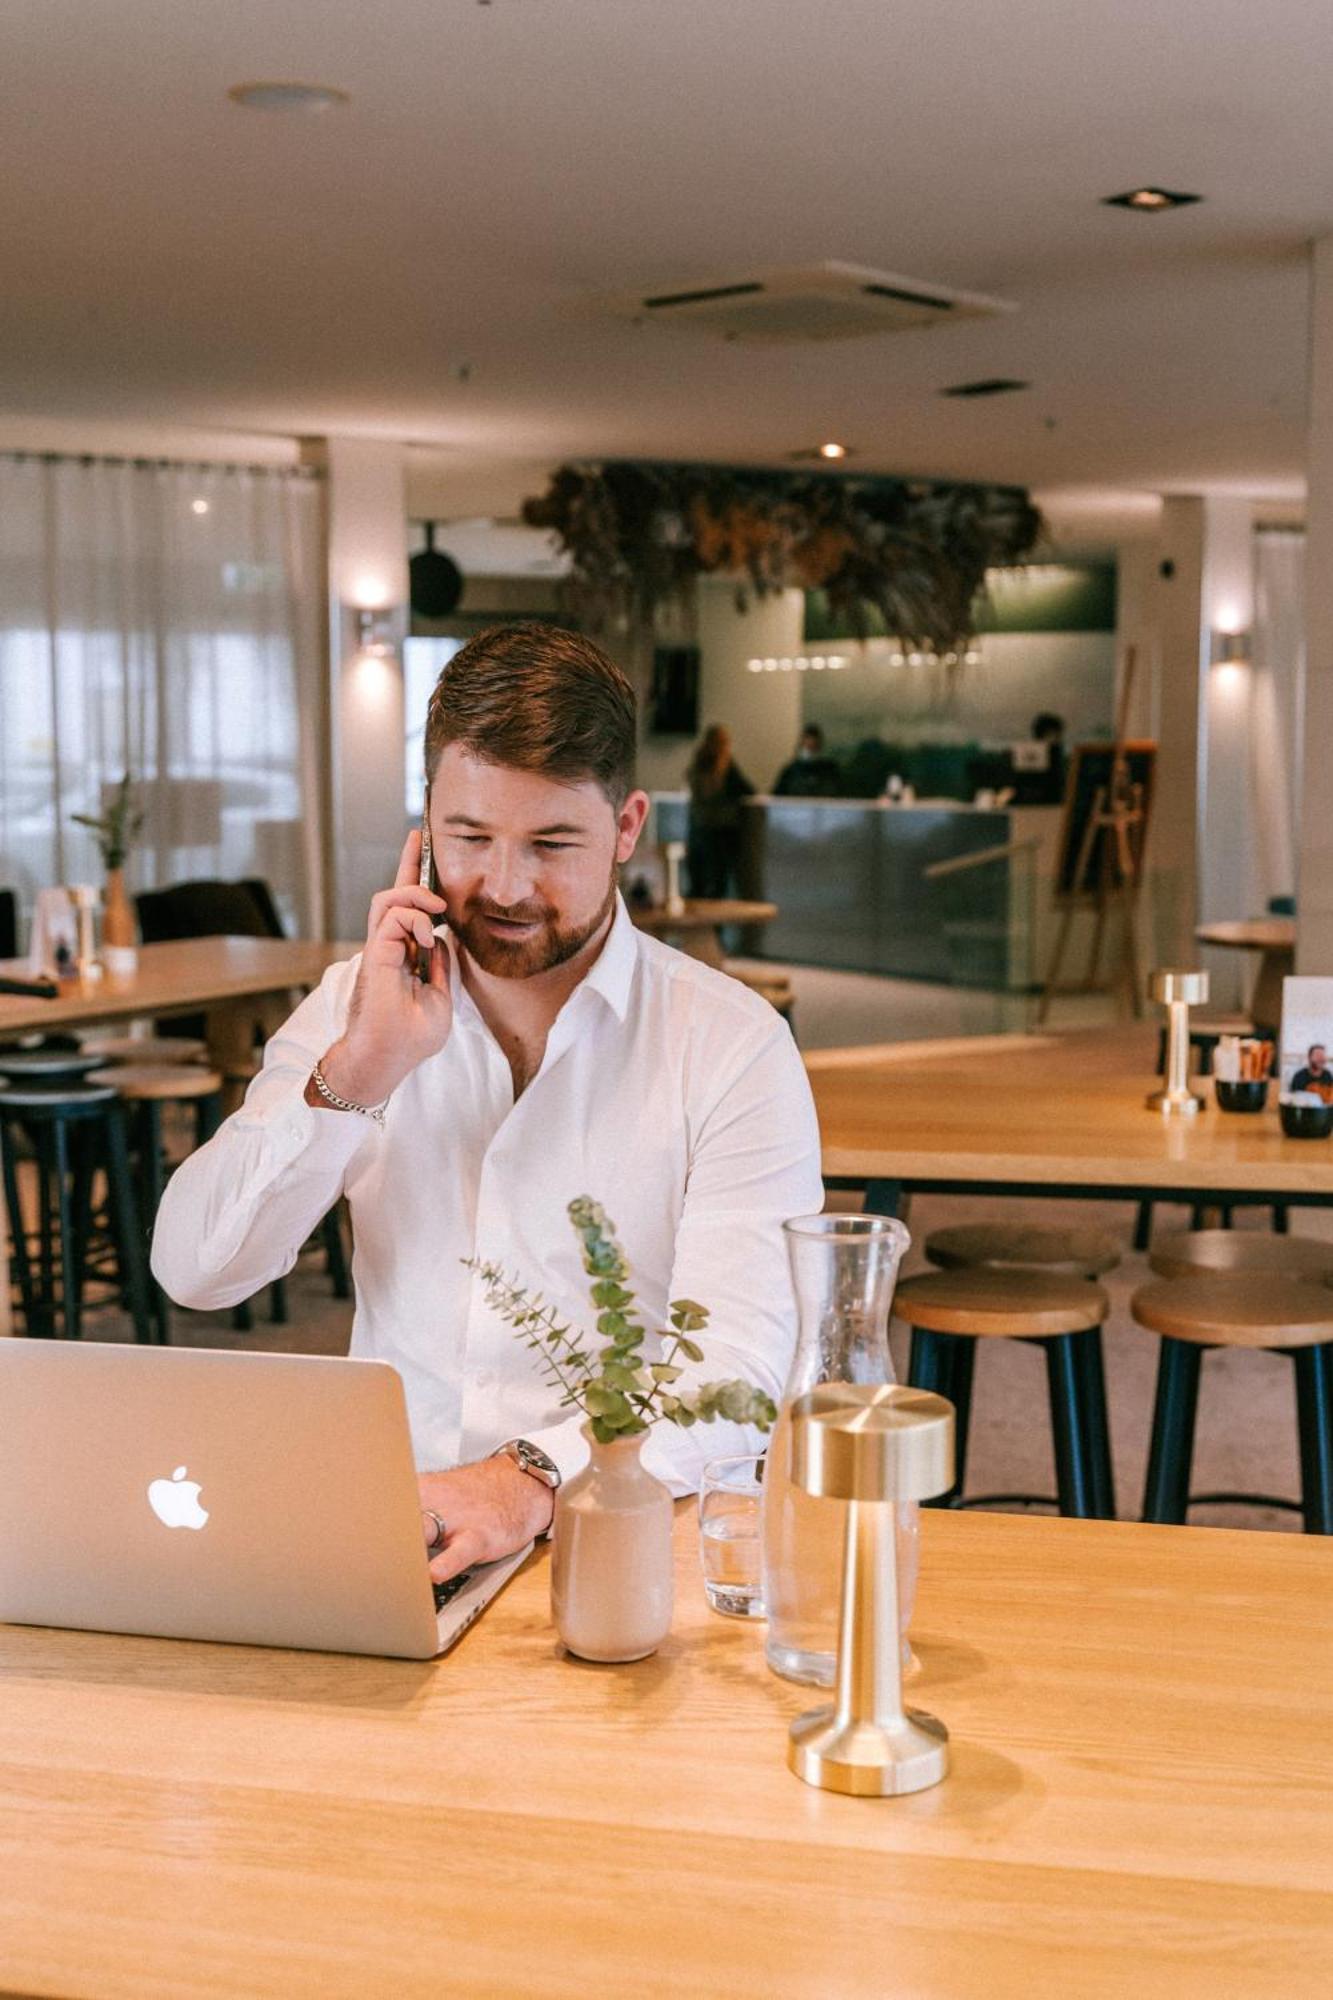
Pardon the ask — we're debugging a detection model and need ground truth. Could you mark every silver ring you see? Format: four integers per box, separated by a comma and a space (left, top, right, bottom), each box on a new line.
424, 1509, 448, 1552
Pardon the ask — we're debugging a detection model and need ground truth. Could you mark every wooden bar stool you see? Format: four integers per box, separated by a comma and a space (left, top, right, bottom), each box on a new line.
82, 1034, 211, 1066
89, 1064, 224, 1343
925, 1222, 1121, 1279
896, 1269, 1115, 1518
0, 1082, 155, 1342
1148, 1229, 1333, 1283
1134, 1275, 1333, 1533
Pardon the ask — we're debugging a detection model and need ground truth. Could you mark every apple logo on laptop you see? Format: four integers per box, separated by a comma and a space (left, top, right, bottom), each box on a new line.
147, 1465, 209, 1531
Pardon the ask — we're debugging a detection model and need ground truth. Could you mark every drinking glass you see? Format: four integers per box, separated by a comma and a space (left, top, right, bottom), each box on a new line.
698, 1456, 765, 1618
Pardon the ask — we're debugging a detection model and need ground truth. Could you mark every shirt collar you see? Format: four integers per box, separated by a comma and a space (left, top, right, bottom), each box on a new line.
444, 891, 638, 1028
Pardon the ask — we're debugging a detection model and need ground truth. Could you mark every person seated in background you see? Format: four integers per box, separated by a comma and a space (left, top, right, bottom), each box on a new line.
1027, 710, 1068, 803
153, 625, 821, 1593
773, 724, 841, 798
1291, 1043, 1333, 1100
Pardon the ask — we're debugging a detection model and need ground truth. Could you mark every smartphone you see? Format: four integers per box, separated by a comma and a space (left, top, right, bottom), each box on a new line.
416, 791, 445, 981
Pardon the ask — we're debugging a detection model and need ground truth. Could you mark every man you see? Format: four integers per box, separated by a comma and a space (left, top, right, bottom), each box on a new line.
153, 624, 823, 1593
773, 724, 840, 798
1291, 1043, 1333, 1099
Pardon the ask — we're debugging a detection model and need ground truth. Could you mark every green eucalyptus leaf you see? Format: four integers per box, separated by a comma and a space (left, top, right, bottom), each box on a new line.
675, 1336, 705, 1365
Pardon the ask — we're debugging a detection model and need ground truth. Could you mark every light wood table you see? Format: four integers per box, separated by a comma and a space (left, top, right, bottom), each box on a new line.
0, 1507, 1330, 1997
808, 1024, 1333, 1212
0, 938, 355, 1334
630, 897, 778, 968
0, 936, 356, 1077
1196, 917, 1296, 1029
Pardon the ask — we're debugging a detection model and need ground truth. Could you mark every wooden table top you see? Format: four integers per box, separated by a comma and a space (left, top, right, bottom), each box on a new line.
1195, 919, 1296, 953
0, 936, 355, 1036
1, 1506, 1330, 1998
630, 898, 778, 931
807, 1025, 1333, 1194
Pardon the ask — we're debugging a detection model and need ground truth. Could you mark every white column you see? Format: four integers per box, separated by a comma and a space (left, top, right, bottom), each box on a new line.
1299, 237, 1333, 970
1197, 497, 1257, 1008
309, 438, 409, 941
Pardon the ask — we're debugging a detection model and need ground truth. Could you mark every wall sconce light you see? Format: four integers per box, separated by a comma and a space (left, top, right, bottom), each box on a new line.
1209, 628, 1251, 670
354, 606, 397, 660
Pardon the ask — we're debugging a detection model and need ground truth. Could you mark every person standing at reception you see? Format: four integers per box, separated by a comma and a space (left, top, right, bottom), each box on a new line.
685, 723, 755, 898
153, 626, 821, 1590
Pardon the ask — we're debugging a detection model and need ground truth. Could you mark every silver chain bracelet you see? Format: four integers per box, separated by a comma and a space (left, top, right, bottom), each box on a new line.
310, 1059, 388, 1128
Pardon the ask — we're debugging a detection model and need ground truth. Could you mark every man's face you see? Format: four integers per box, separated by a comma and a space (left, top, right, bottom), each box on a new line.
1312, 1046, 1328, 1075
427, 745, 648, 979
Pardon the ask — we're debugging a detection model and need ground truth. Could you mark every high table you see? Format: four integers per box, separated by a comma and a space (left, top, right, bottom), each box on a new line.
0, 938, 356, 1334
0, 936, 356, 1073
1196, 917, 1296, 1030
630, 897, 778, 968
808, 1024, 1333, 1214
0, 1507, 1329, 1996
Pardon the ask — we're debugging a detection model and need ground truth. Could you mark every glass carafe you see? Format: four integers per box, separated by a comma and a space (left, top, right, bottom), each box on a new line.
761, 1212, 916, 1686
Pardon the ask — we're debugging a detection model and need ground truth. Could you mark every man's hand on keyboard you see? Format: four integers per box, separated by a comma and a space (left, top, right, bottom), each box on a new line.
419, 1455, 555, 1585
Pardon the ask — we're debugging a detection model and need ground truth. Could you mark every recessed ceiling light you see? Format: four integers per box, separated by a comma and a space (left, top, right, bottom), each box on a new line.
940, 378, 1031, 399
227, 81, 350, 114
818, 441, 848, 460
1103, 187, 1201, 212
190, 498, 210, 515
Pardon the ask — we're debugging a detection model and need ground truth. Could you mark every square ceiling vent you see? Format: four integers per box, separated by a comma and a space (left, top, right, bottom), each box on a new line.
602, 261, 1015, 343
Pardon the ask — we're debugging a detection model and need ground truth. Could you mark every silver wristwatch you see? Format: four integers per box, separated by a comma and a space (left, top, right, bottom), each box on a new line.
492, 1438, 561, 1538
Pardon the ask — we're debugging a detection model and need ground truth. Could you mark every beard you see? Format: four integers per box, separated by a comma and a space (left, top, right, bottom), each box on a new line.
446, 869, 617, 979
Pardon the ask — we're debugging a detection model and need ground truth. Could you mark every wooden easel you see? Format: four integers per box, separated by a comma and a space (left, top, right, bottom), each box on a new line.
1037, 648, 1153, 1023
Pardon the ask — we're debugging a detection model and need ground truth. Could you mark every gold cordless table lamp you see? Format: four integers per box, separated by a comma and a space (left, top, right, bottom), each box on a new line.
1147, 968, 1209, 1115
787, 1383, 955, 1798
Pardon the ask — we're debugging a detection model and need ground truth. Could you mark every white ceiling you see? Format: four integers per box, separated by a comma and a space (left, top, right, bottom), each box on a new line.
3, 0, 1329, 523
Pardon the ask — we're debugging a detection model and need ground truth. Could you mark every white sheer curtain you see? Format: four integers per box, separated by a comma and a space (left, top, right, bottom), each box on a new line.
0, 455, 326, 944
1249, 527, 1305, 915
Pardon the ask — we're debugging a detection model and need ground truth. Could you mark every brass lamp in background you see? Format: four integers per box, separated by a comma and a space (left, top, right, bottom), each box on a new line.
1147, 968, 1209, 1115
786, 1383, 955, 1798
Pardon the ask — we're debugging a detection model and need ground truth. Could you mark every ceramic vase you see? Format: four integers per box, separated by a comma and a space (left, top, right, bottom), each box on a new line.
101, 867, 139, 976
551, 1425, 674, 1662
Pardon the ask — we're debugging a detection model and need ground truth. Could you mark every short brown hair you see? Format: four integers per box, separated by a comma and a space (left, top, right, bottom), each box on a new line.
424, 622, 637, 806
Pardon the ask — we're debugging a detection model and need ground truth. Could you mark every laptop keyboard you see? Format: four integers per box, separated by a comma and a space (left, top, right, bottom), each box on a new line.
433, 1569, 475, 1613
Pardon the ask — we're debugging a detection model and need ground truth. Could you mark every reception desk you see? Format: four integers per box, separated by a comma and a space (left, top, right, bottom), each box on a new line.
2, 1508, 1330, 1995
653, 794, 1060, 988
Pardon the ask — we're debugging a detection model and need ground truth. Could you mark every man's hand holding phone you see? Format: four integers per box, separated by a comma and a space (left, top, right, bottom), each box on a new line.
314, 828, 452, 1109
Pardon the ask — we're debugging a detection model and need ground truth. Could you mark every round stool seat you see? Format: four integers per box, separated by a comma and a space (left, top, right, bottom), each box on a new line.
82, 1035, 210, 1066
896, 1269, 1109, 1338
1132, 1274, 1333, 1350
0, 1081, 119, 1113
1149, 1229, 1333, 1284
0, 1049, 106, 1083
88, 1063, 223, 1102
925, 1222, 1121, 1278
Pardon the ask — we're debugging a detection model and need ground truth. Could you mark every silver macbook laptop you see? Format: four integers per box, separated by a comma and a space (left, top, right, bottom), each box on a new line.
0, 1341, 531, 1659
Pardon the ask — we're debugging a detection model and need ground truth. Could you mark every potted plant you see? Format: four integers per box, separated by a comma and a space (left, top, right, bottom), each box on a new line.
71, 774, 144, 974
469, 1196, 777, 1662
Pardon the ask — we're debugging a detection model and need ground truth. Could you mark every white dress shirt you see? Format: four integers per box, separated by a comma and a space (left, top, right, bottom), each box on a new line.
152, 897, 824, 1494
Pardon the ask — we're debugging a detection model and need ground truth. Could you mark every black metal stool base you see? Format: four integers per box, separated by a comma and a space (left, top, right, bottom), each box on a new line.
907, 1323, 1116, 1519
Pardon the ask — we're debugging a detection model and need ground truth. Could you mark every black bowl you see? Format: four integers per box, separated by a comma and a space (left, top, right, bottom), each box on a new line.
1215, 1080, 1269, 1113
1280, 1101, 1333, 1139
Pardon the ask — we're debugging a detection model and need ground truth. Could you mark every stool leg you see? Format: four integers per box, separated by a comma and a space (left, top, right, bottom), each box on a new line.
268, 1276, 289, 1324
69, 1125, 97, 1309
1075, 1328, 1117, 1519
1133, 1200, 1153, 1252
102, 1108, 156, 1345
141, 1100, 169, 1345
1272, 1203, 1290, 1235
52, 1116, 80, 1341
1, 1121, 40, 1336
1045, 1334, 1095, 1518
1292, 1345, 1333, 1535
322, 1202, 351, 1300
1142, 1338, 1204, 1525
907, 1329, 972, 1506
36, 1130, 57, 1340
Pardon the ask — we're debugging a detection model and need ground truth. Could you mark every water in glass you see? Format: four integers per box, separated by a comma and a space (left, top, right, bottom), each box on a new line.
698, 1455, 764, 1618
761, 1211, 917, 1685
